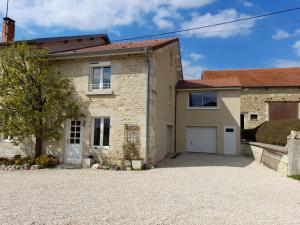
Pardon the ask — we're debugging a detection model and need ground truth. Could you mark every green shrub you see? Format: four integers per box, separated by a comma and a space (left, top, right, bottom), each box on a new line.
241, 128, 257, 141
15, 157, 35, 166
256, 119, 300, 146
0, 158, 14, 166
35, 155, 58, 167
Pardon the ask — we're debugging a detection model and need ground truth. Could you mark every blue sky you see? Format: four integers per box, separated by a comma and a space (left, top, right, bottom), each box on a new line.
1, 0, 300, 79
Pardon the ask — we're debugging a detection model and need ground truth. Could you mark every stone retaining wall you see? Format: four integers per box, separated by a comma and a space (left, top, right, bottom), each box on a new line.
241, 142, 288, 175
241, 131, 300, 176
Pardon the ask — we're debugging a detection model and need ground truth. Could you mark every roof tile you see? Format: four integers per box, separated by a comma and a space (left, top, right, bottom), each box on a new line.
53, 38, 178, 54
202, 67, 300, 87
176, 77, 241, 89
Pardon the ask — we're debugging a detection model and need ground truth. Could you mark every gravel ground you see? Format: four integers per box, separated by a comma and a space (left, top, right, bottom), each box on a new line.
0, 153, 300, 225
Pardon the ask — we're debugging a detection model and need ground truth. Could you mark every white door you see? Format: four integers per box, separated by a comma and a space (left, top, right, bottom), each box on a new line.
65, 120, 83, 164
224, 127, 236, 155
186, 127, 217, 153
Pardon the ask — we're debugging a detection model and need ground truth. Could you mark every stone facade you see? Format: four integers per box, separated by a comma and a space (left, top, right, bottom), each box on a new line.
0, 42, 181, 165
47, 54, 148, 165
241, 87, 300, 129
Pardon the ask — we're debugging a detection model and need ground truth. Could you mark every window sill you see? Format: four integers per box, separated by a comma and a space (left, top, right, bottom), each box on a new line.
92, 146, 110, 151
86, 89, 113, 95
187, 107, 220, 110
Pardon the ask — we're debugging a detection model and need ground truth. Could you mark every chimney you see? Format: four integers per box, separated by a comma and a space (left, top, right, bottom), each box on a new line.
2, 17, 15, 43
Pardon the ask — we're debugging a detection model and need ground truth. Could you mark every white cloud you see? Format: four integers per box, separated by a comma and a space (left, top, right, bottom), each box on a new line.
189, 52, 204, 61
272, 59, 300, 68
181, 9, 256, 38
153, 8, 180, 29
0, 0, 215, 32
293, 40, 300, 57
242, 1, 253, 7
182, 59, 205, 79
272, 29, 290, 40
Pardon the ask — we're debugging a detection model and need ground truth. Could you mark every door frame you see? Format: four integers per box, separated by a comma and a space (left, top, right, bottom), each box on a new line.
64, 119, 83, 164
223, 126, 236, 155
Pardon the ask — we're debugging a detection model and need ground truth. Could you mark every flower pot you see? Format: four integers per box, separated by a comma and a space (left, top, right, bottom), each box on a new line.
83, 158, 94, 168
131, 160, 143, 170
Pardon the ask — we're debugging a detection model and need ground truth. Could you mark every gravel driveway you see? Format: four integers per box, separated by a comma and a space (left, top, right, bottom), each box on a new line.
1, 153, 300, 225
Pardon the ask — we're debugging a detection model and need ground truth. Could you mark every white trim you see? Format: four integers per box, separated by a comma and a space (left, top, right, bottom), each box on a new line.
89, 63, 111, 91
91, 117, 110, 150
64, 119, 83, 165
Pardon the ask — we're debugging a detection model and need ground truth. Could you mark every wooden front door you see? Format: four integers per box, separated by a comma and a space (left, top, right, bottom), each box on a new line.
269, 102, 298, 121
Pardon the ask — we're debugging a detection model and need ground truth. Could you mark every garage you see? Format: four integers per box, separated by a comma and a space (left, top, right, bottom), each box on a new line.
186, 127, 217, 153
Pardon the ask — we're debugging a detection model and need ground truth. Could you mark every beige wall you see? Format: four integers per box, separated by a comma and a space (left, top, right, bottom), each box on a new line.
176, 89, 241, 154
44, 54, 148, 164
241, 87, 300, 129
148, 42, 181, 162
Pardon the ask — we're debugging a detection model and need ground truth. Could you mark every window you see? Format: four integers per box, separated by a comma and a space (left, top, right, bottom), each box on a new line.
93, 118, 110, 148
250, 114, 258, 121
189, 92, 218, 108
90, 64, 111, 90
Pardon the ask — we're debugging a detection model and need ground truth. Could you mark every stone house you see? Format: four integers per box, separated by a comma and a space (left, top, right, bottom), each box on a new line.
203, 68, 300, 129
0, 17, 182, 165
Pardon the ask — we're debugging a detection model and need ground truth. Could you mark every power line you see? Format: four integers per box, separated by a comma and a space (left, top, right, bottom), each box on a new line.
175, 18, 300, 38
111, 7, 300, 42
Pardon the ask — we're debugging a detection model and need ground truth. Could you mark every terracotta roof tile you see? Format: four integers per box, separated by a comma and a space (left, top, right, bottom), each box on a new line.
53, 38, 178, 54
176, 77, 241, 89
202, 67, 300, 87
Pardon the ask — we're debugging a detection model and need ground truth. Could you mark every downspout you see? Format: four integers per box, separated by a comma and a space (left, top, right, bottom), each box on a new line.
144, 47, 150, 166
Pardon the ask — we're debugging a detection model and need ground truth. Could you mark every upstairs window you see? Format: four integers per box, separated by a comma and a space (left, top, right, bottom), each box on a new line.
189, 92, 218, 108
90, 63, 111, 90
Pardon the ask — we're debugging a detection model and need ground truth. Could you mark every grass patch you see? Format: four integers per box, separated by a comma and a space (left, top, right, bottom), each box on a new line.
290, 175, 300, 181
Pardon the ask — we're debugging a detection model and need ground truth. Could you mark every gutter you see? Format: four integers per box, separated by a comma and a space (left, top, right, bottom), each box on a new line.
144, 47, 150, 166
176, 87, 242, 91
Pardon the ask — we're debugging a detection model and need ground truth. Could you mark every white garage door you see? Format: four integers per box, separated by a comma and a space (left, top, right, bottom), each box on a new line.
186, 127, 217, 153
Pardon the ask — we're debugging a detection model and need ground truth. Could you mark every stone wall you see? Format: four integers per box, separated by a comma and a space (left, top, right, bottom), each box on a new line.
46, 53, 148, 164
241, 87, 300, 129
240, 135, 300, 176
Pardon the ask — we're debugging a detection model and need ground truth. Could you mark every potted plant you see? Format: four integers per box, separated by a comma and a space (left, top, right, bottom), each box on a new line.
123, 142, 142, 170
83, 154, 95, 168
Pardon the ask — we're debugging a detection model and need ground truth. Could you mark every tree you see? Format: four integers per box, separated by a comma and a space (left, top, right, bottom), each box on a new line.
0, 43, 82, 157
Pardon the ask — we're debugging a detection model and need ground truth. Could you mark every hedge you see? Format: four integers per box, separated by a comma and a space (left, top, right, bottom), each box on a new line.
256, 119, 300, 146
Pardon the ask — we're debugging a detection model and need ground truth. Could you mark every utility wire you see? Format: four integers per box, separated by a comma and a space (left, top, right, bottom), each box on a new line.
112, 7, 300, 42
173, 18, 300, 38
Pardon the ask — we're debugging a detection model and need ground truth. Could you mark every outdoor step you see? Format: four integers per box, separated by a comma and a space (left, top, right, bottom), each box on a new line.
56, 164, 82, 169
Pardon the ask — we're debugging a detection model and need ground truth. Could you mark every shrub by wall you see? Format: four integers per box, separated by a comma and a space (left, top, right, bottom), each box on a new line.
256, 119, 300, 146
241, 128, 257, 142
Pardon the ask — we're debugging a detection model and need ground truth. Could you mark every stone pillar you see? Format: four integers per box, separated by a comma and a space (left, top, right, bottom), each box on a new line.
287, 131, 300, 176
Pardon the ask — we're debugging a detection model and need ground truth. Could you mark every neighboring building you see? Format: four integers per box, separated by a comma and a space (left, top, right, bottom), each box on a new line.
176, 78, 241, 155
203, 68, 300, 129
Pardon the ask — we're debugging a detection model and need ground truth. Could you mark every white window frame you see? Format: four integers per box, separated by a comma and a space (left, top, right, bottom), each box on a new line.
188, 92, 219, 109
91, 117, 110, 149
89, 62, 111, 91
